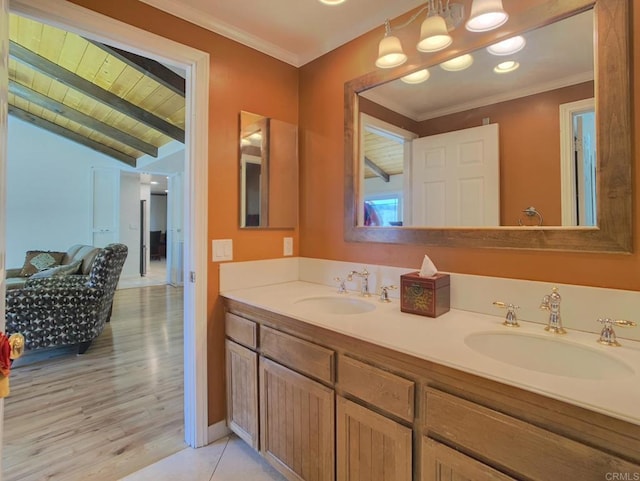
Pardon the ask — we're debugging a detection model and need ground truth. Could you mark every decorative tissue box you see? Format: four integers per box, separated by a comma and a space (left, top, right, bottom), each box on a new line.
400, 272, 450, 318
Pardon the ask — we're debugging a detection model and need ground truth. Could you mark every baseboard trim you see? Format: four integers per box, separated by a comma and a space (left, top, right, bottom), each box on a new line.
208, 420, 231, 444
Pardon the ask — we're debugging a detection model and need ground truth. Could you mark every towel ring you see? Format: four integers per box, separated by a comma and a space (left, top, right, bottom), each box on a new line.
518, 206, 543, 226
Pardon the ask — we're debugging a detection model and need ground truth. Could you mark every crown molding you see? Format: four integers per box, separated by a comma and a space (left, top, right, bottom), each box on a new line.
138, 0, 302, 66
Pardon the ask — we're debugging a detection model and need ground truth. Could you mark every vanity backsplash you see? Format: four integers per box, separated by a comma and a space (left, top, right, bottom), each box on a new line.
219, 257, 640, 342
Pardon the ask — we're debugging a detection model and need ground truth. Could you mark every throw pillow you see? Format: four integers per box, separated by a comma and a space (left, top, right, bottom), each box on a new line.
30, 259, 82, 279
19, 250, 66, 277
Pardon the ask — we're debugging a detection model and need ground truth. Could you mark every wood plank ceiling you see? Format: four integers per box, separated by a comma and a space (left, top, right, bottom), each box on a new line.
364, 130, 403, 181
8, 14, 186, 167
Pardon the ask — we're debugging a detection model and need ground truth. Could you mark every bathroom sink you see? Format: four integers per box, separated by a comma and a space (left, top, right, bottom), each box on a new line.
464, 331, 634, 380
293, 296, 375, 315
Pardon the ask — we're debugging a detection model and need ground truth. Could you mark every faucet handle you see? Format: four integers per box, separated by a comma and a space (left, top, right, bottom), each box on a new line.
493, 301, 520, 327
379, 285, 397, 303
334, 277, 348, 294
597, 318, 637, 347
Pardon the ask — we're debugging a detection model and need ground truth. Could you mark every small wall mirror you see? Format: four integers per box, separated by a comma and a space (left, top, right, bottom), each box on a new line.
239, 111, 298, 229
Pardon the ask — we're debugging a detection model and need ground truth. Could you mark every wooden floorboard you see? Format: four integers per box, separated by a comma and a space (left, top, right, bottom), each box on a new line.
2, 285, 186, 481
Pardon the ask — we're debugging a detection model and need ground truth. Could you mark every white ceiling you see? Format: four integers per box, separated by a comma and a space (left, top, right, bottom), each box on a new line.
361, 10, 594, 121
138, 0, 425, 67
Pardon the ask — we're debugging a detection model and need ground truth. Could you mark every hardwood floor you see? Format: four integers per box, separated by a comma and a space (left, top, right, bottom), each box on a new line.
3, 285, 186, 481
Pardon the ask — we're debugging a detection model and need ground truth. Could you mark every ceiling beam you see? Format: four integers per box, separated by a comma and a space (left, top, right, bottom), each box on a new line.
87, 40, 186, 97
365, 156, 390, 183
9, 105, 137, 167
10, 41, 185, 142
241, 145, 262, 157
10, 80, 158, 157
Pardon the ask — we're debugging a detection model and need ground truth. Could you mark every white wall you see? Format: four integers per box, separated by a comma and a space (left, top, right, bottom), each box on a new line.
6, 116, 133, 267
150, 194, 167, 232
119, 172, 142, 278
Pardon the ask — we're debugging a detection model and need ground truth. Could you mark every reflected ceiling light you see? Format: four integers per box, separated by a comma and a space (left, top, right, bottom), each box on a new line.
318, 0, 346, 4
240, 138, 251, 147
248, 132, 262, 141
440, 53, 474, 71
401, 69, 431, 84
375, 1, 464, 68
465, 0, 508, 32
487, 35, 526, 56
494, 60, 519, 74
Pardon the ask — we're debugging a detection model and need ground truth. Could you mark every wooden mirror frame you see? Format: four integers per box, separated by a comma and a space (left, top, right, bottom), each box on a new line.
344, 0, 631, 253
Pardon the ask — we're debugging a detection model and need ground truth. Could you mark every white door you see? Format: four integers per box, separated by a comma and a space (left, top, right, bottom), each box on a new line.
411, 124, 500, 226
167, 173, 184, 287
574, 112, 596, 226
91, 167, 120, 247
0, 0, 8, 471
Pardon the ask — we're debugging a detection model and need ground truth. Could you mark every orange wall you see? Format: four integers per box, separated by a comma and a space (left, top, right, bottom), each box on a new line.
67, 0, 299, 425
299, 3, 640, 292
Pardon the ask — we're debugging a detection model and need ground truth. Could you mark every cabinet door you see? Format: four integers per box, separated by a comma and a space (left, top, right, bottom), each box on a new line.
226, 339, 259, 449
336, 396, 412, 481
260, 357, 335, 481
421, 437, 514, 481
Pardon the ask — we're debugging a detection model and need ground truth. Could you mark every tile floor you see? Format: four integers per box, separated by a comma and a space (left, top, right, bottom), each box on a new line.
120, 435, 285, 481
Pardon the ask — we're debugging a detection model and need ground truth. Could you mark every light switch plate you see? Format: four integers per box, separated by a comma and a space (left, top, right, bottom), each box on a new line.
283, 237, 293, 256
212, 239, 233, 262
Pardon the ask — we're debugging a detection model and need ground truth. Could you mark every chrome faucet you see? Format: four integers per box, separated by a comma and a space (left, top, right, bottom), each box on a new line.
348, 267, 371, 297
540, 287, 566, 334
379, 285, 397, 303
597, 318, 637, 347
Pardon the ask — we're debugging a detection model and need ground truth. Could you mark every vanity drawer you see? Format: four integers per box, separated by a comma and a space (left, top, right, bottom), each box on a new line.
225, 312, 257, 349
260, 325, 334, 384
338, 355, 414, 422
424, 388, 638, 480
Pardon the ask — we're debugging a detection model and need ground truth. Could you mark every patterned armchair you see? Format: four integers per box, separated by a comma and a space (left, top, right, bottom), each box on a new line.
5, 243, 128, 354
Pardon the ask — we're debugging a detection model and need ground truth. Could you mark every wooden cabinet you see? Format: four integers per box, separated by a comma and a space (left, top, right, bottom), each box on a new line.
337, 355, 414, 423
337, 396, 412, 481
423, 388, 640, 481
260, 357, 335, 481
225, 339, 259, 448
421, 438, 514, 481
224, 299, 640, 481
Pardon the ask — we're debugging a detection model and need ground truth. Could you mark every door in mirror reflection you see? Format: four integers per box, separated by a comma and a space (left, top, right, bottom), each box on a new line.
411, 124, 499, 226
240, 114, 267, 227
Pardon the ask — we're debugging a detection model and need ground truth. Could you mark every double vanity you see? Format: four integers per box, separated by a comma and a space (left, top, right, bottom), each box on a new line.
222, 277, 640, 481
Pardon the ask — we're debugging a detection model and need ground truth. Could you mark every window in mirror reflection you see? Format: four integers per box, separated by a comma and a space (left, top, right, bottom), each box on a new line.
358, 10, 595, 228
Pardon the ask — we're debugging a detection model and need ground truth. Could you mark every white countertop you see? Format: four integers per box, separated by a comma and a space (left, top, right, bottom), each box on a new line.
222, 281, 640, 426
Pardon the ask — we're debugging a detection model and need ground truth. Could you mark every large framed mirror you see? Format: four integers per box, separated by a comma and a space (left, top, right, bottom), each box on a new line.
239, 111, 298, 229
344, 0, 631, 252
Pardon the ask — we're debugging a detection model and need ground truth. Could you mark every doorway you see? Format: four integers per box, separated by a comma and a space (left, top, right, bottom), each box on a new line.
3, 0, 209, 450
560, 98, 596, 226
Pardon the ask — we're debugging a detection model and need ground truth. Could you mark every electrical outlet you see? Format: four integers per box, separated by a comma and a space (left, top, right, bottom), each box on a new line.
283, 237, 293, 256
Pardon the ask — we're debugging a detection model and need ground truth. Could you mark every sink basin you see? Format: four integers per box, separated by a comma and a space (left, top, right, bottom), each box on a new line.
293, 296, 375, 315
465, 331, 634, 380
